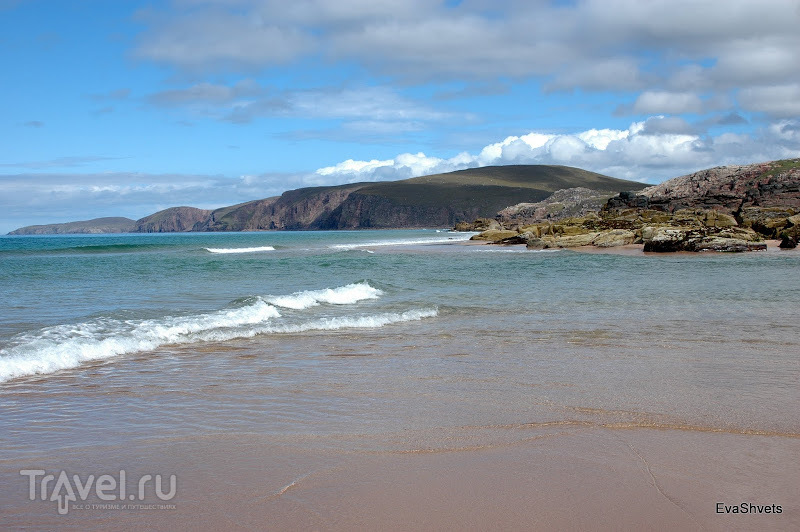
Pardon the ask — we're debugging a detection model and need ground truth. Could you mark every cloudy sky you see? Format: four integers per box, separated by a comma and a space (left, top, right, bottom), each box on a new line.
2, 0, 800, 233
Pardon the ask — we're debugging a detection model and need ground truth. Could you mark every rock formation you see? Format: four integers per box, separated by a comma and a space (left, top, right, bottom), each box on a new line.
135, 207, 213, 233
469, 159, 800, 253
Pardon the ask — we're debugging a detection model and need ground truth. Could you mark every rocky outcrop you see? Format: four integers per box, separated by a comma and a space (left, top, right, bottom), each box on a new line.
606, 159, 800, 214
592, 229, 637, 248
641, 226, 765, 252
496, 187, 619, 225
455, 218, 501, 232
472, 160, 800, 253
470, 229, 519, 241
135, 207, 212, 233
470, 206, 769, 253
8, 217, 136, 235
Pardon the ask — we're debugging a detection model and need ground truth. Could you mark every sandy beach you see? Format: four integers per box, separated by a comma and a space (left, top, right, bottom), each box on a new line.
2, 231, 798, 530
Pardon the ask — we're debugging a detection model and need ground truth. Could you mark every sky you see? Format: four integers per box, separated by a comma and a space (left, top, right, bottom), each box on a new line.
1, 0, 800, 233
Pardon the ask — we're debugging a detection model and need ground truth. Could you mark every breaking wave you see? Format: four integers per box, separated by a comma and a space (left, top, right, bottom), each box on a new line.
205, 246, 275, 254
267, 282, 382, 310
329, 233, 475, 250
0, 282, 435, 382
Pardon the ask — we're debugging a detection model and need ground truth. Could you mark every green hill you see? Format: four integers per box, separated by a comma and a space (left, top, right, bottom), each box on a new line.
8, 165, 648, 233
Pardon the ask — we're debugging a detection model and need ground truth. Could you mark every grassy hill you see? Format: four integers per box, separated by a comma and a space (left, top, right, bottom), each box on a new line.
8, 165, 648, 233
8, 217, 136, 235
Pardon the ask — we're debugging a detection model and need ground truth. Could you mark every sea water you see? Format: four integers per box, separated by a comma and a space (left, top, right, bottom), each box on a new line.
0, 230, 798, 527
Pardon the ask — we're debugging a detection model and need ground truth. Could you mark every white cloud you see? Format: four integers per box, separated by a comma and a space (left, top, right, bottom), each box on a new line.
310, 118, 800, 183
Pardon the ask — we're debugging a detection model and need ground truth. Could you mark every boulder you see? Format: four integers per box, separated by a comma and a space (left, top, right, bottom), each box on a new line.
779, 226, 799, 249
525, 237, 547, 250
642, 226, 695, 252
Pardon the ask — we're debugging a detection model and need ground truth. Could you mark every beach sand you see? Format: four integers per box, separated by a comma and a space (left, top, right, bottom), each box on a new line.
3, 426, 796, 530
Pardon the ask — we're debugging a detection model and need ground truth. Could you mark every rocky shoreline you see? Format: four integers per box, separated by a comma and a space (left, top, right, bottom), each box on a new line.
462, 159, 800, 252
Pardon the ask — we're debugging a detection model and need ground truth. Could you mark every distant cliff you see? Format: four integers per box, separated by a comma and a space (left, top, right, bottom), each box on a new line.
7, 165, 645, 234
195, 165, 643, 232
8, 217, 136, 235
135, 207, 213, 233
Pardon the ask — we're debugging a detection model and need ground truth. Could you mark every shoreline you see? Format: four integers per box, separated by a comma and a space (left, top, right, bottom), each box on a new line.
457, 239, 797, 256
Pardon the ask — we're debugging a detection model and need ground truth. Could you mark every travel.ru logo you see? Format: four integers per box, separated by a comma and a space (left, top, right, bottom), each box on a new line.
20, 469, 177, 515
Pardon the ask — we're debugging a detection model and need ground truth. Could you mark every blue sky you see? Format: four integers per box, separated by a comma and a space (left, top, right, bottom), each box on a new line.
2, 0, 799, 233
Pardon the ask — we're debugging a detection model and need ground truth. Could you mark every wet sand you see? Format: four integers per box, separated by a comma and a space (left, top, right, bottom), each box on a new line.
2, 426, 796, 530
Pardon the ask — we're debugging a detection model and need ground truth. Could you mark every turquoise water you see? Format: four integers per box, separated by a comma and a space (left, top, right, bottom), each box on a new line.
1, 230, 799, 451
2, 229, 798, 529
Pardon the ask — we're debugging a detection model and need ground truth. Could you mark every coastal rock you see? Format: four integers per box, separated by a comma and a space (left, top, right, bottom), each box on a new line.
620, 159, 800, 214
592, 229, 636, 247
642, 226, 693, 252
738, 207, 797, 238
545, 232, 601, 248
463, 218, 502, 232
525, 237, 546, 250
497, 231, 535, 245
642, 225, 765, 252
496, 187, 622, 225
779, 225, 800, 248
691, 237, 767, 252
470, 229, 519, 241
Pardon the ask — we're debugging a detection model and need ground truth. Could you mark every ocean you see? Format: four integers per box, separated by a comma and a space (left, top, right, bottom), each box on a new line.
1, 230, 798, 529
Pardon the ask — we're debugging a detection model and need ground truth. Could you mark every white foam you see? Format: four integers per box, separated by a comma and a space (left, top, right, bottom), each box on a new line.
329, 234, 475, 250
205, 246, 275, 254
471, 248, 562, 253
267, 282, 382, 310
261, 308, 438, 334
0, 283, 435, 383
0, 300, 281, 383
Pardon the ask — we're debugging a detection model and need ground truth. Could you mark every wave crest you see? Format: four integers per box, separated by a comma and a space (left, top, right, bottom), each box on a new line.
205, 246, 275, 254
267, 282, 382, 309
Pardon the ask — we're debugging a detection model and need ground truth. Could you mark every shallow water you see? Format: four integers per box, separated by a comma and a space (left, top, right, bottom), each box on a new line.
1, 230, 798, 529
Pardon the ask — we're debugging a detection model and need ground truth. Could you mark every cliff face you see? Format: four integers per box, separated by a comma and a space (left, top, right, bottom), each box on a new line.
197, 184, 362, 231
322, 185, 555, 229
135, 207, 212, 233
8, 217, 136, 235
8, 165, 646, 234
607, 159, 800, 213
188, 165, 641, 231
